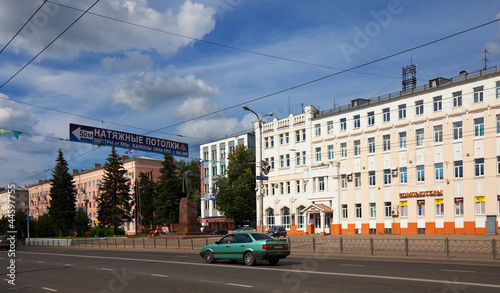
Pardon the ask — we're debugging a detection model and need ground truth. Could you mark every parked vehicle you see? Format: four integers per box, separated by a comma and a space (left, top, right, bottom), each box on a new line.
0, 235, 15, 250
200, 232, 290, 266
266, 226, 287, 237
210, 229, 228, 235
234, 226, 256, 232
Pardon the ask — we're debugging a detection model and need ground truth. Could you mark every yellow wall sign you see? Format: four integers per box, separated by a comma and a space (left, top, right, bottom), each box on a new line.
399, 190, 443, 198
400, 201, 408, 206
475, 196, 485, 203
435, 199, 444, 205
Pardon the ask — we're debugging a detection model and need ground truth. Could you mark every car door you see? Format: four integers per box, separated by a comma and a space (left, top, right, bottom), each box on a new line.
212, 234, 234, 259
228, 233, 251, 259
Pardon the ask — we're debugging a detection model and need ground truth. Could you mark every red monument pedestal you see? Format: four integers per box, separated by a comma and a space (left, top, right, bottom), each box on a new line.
178, 198, 200, 235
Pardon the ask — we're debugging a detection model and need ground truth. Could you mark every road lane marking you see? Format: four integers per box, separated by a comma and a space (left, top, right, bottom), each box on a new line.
64, 264, 74, 267
226, 283, 253, 288
151, 274, 168, 278
133, 272, 149, 275
199, 279, 222, 284
101, 268, 114, 271
37, 261, 45, 263
442, 269, 475, 273
42, 287, 57, 291
22, 252, 500, 290
342, 264, 365, 267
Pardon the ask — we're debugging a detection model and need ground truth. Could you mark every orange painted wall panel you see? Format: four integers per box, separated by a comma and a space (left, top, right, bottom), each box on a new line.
426, 222, 436, 234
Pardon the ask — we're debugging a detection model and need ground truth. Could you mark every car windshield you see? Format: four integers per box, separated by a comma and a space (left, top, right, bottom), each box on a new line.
251, 233, 273, 240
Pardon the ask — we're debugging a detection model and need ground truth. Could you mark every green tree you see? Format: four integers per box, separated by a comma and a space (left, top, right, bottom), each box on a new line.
214, 145, 256, 224
137, 171, 156, 229
33, 214, 56, 237
48, 149, 76, 237
97, 147, 132, 235
155, 154, 182, 227
74, 207, 90, 236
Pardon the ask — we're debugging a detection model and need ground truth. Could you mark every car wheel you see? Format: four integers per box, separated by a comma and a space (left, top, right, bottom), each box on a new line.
268, 258, 279, 265
204, 251, 215, 264
244, 252, 256, 266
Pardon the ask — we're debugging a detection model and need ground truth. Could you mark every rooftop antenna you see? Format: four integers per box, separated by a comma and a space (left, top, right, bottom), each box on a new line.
402, 53, 417, 92
484, 49, 489, 70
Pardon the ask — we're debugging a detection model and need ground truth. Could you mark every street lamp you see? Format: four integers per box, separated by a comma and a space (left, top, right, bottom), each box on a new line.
243, 106, 274, 233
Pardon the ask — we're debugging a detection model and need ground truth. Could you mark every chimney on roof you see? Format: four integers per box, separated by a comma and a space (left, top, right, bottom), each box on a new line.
38, 180, 43, 183
72, 169, 79, 175
93, 163, 101, 169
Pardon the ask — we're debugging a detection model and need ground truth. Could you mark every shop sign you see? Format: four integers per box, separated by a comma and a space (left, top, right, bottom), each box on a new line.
400, 201, 408, 206
399, 190, 443, 198
475, 196, 485, 203
454, 197, 463, 203
435, 198, 444, 205
417, 200, 425, 206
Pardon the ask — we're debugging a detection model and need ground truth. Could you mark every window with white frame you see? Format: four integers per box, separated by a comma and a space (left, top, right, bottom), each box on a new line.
270, 136, 274, 147
285, 154, 290, 167
302, 129, 306, 141
341, 142, 347, 158
453, 91, 462, 107
400, 201, 408, 217
318, 177, 325, 191
355, 204, 362, 219
328, 145, 334, 160
295, 130, 301, 142
415, 100, 424, 116
497, 115, 500, 134
497, 81, 500, 99
416, 129, 424, 146
279, 182, 284, 194
342, 204, 348, 219
417, 200, 425, 216
435, 200, 444, 216
400, 167, 407, 183
475, 158, 484, 176
369, 171, 375, 186
368, 137, 375, 154
454, 160, 463, 178
384, 202, 391, 218
315, 124, 321, 137
265, 137, 269, 148
341, 175, 347, 189
383, 134, 390, 151
498, 156, 500, 174
434, 125, 443, 143
399, 104, 406, 119
384, 169, 391, 185
327, 121, 334, 134
287, 181, 291, 194
354, 172, 361, 188
315, 147, 321, 162
453, 121, 463, 140
417, 165, 425, 182
279, 133, 285, 145
285, 133, 289, 144
340, 118, 346, 131
297, 206, 305, 229
296, 152, 301, 166
354, 115, 360, 129
474, 118, 484, 137
383, 108, 390, 122
302, 151, 306, 165
474, 86, 484, 103
433, 96, 442, 112
354, 140, 361, 156
369, 203, 376, 218
399, 132, 407, 149
367, 111, 374, 126
296, 180, 301, 193
266, 208, 275, 226
455, 198, 463, 216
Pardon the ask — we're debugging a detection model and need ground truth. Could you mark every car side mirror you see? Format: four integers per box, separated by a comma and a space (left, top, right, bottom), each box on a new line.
215, 240, 220, 245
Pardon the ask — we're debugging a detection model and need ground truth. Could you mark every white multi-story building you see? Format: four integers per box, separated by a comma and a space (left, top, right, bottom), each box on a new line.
200, 133, 255, 230
256, 66, 500, 235
0, 187, 29, 217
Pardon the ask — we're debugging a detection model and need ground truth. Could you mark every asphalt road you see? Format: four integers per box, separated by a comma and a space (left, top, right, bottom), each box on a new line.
2, 247, 500, 292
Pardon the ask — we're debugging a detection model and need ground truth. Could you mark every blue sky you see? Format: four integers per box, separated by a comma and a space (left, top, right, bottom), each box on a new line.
1, 0, 500, 187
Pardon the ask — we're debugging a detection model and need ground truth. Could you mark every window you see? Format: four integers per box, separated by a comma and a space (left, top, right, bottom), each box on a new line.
416, 129, 424, 147
280, 182, 284, 194
384, 202, 391, 218
287, 181, 291, 194
383, 134, 390, 152
498, 156, 500, 174
297, 206, 305, 229
454, 160, 463, 178
203, 151, 209, 160
286, 154, 290, 167
367, 111, 375, 125
369, 203, 376, 218
475, 158, 484, 176
453, 91, 462, 107
354, 115, 360, 129
266, 208, 275, 226
354, 140, 361, 156
342, 204, 348, 219
369, 171, 375, 186
417, 165, 425, 182
341, 175, 347, 189
398, 104, 406, 119
221, 165, 226, 175
285, 133, 289, 143
474, 118, 484, 137
302, 129, 306, 141
474, 86, 484, 103
341, 142, 347, 158
475, 197, 485, 215
497, 115, 500, 134
296, 152, 302, 165
400, 202, 408, 217
280, 133, 284, 145
302, 151, 306, 165
399, 132, 407, 149
415, 100, 424, 116
433, 96, 442, 112
315, 147, 321, 162
315, 124, 321, 137
327, 121, 334, 134
280, 155, 285, 168
497, 81, 500, 99
296, 180, 301, 193
400, 167, 407, 183
212, 166, 217, 176
328, 145, 334, 160
455, 198, 463, 216
318, 177, 325, 191
354, 173, 361, 188
355, 204, 362, 219
270, 136, 274, 147
383, 108, 390, 122
435, 199, 444, 216
340, 118, 346, 131
417, 200, 425, 217
296, 130, 301, 142
368, 137, 375, 154
435, 163, 443, 180
384, 169, 391, 185
453, 121, 463, 140
434, 125, 443, 143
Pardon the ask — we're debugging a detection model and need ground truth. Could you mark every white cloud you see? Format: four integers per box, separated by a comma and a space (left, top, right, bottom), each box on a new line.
173, 97, 219, 119
0, 94, 38, 132
112, 66, 220, 110
102, 51, 153, 71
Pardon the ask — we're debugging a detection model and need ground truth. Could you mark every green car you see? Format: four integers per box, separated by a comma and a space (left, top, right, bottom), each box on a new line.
200, 232, 290, 266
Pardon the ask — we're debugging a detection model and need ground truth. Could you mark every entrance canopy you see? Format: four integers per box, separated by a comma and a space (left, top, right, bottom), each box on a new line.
301, 203, 333, 214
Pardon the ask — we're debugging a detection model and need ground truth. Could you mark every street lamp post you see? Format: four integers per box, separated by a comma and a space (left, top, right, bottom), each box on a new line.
243, 106, 274, 233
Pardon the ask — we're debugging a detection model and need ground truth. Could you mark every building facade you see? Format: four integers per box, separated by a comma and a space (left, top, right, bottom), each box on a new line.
200, 133, 255, 230
257, 66, 500, 235
0, 187, 29, 217
28, 156, 163, 234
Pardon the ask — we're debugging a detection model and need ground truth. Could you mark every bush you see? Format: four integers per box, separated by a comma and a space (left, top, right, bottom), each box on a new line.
89, 226, 125, 237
